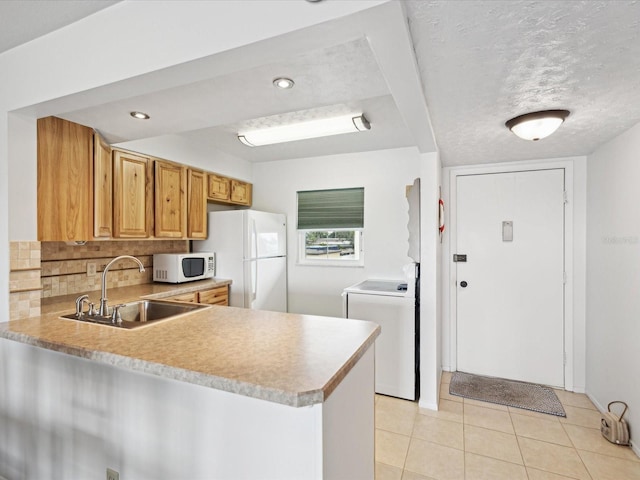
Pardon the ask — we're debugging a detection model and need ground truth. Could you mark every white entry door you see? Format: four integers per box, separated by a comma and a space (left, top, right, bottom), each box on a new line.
456, 169, 565, 387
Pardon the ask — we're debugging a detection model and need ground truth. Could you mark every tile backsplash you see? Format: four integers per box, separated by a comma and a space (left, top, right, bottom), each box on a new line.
8, 239, 189, 319
41, 240, 189, 298
9, 241, 42, 320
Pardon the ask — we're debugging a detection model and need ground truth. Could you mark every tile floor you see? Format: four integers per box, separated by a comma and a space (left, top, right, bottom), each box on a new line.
375, 371, 640, 480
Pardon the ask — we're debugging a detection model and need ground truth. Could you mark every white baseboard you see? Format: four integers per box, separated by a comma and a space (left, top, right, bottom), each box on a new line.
586, 392, 606, 413
418, 399, 439, 411
571, 384, 586, 394
631, 440, 640, 459
585, 392, 640, 459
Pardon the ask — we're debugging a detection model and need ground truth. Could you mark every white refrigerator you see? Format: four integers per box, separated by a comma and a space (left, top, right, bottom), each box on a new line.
193, 210, 287, 312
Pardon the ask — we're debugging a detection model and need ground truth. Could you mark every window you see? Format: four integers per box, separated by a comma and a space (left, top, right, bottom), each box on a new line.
297, 187, 364, 266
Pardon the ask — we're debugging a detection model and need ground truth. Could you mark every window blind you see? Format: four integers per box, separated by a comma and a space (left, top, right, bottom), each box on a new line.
297, 187, 364, 230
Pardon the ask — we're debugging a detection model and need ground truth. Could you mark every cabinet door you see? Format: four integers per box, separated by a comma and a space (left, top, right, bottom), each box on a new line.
198, 286, 228, 306
208, 174, 230, 201
155, 160, 187, 238
93, 132, 113, 238
113, 150, 152, 238
37, 116, 94, 241
187, 168, 207, 239
230, 180, 252, 206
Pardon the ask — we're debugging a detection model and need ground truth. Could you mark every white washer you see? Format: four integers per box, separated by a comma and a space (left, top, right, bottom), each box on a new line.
343, 280, 416, 400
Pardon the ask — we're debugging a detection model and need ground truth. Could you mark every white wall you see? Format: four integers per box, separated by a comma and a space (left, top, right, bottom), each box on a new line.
418, 152, 442, 410
441, 156, 587, 393
586, 121, 640, 454
253, 147, 422, 317
253, 147, 443, 408
7, 114, 37, 241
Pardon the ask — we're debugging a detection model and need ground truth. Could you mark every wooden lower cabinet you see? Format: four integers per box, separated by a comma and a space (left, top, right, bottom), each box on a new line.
165, 285, 229, 306
197, 286, 229, 306
166, 292, 197, 303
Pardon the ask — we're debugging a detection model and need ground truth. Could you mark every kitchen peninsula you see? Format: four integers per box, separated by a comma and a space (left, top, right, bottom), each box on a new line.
0, 284, 379, 479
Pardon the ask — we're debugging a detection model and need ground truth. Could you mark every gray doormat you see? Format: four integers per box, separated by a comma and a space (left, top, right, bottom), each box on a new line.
449, 372, 566, 417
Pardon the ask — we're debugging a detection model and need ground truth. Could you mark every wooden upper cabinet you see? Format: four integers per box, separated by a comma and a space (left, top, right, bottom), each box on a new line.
93, 132, 113, 238
154, 160, 187, 238
37, 116, 94, 242
207, 174, 252, 206
230, 179, 252, 206
187, 168, 208, 239
113, 150, 153, 238
208, 174, 230, 202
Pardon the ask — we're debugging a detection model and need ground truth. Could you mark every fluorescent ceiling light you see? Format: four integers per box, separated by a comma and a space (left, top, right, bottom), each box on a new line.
505, 110, 570, 141
238, 114, 371, 147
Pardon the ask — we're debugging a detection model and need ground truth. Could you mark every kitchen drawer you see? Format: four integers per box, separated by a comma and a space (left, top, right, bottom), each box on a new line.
198, 286, 228, 306
166, 292, 197, 303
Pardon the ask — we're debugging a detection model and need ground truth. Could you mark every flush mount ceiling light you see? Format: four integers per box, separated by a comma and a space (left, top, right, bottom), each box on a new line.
505, 109, 570, 141
130, 111, 150, 120
273, 77, 295, 89
238, 114, 371, 147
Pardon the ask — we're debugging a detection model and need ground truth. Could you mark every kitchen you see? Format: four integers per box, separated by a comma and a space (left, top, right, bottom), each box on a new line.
1, 1, 640, 479
2, 2, 430, 478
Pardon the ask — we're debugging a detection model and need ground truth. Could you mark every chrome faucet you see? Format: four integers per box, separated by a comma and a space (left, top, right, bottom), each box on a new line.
75, 294, 89, 317
99, 255, 145, 316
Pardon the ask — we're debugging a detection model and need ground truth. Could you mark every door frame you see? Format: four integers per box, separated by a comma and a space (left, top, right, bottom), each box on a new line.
446, 159, 576, 391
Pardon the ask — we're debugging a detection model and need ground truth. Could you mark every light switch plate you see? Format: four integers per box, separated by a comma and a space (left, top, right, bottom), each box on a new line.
502, 221, 513, 242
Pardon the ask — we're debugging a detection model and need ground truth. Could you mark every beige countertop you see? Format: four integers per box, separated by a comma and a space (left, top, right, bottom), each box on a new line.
2, 281, 379, 407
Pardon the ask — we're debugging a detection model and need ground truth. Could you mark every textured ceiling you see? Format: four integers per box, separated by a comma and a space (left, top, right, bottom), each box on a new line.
405, 0, 640, 166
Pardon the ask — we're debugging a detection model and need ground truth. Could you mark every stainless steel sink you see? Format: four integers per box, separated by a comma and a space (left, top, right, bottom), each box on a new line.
60, 299, 208, 329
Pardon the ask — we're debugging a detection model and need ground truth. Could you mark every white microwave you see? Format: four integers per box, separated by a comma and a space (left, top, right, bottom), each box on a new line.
153, 253, 215, 283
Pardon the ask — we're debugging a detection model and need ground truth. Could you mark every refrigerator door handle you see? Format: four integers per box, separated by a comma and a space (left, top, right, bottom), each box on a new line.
251, 219, 258, 259
251, 260, 258, 301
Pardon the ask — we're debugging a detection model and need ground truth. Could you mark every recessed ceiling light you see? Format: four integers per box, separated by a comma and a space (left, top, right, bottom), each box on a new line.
273, 77, 295, 89
130, 111, 150, 120
505, 110, 570, 141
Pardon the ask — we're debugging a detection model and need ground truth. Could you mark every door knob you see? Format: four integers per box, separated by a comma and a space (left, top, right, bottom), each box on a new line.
460, 281, 468, 288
